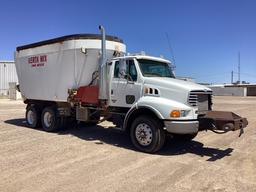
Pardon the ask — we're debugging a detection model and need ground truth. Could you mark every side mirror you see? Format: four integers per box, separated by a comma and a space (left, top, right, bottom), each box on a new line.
119, 59, 126, 78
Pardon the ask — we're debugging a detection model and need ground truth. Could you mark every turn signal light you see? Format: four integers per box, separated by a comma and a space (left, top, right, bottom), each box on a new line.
170, 110, 181, 118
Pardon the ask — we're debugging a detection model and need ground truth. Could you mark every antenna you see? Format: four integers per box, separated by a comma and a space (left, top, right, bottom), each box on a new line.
165, 32, 176, 68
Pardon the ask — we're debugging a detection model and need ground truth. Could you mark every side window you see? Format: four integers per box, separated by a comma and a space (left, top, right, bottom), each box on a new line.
114, 61, 119, 78
114, 60, 137, 81
127, 60, 137, 81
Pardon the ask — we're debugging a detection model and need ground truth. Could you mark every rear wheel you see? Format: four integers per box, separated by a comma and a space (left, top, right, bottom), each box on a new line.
26, 105, 40, 128
130, 116, 166, 153
41, 106, 62, 132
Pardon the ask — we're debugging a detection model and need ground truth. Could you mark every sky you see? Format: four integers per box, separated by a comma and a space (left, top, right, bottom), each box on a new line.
0, 0, 256, 84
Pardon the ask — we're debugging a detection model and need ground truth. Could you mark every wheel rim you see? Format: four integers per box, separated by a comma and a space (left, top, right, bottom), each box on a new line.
43, 111, 53, 128
135, 123, 153, 146
27, 110, 35, 125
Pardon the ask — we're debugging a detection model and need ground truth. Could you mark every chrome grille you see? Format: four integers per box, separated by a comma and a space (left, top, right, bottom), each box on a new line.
188, 94, 198, 106
188, 90, 212, 112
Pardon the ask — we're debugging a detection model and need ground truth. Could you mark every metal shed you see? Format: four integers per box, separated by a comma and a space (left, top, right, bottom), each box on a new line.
0, 61, 18, 96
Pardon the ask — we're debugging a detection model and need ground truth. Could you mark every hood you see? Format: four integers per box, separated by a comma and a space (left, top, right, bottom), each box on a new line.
144, 77, 211, 92
143, 77, 212, 105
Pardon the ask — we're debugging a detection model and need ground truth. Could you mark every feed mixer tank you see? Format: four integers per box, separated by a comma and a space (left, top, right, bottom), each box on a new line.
15, 34, 126, 102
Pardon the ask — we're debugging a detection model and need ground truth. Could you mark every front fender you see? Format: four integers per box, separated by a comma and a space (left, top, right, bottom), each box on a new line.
123, 96, 196, 130
137, 96, 197, 120
135, 96, 196, 120
123, 102, 163, 131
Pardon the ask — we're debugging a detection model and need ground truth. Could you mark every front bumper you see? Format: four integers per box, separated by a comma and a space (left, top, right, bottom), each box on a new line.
198, 111, 248, 136
163, 111, 248, 136
164, 120, 199, 134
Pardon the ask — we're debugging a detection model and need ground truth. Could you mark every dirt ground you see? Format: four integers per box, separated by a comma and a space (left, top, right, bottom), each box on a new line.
0, 96, 256, 192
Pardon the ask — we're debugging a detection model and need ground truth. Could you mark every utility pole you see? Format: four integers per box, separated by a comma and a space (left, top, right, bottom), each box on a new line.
231, 70, 233, 84
238, 52, 240, 84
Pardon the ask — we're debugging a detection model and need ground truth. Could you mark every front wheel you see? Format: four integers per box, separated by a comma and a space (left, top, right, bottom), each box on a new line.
130, 116, 166, 153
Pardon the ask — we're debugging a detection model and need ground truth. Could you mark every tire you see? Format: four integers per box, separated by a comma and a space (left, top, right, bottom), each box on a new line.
130, 115, 166, 153
26, 105, 41, 128
41, 106, 62, 132
172, 132, 198, 142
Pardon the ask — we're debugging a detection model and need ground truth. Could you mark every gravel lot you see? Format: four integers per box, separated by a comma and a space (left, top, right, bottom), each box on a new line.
0, 96, 256, 192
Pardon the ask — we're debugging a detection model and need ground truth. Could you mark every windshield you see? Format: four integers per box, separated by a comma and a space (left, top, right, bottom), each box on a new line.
137, 59, 175, 78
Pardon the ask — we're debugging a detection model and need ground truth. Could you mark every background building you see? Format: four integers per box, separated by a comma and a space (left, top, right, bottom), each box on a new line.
209, 84, 256, 96
0, 61, 19, 98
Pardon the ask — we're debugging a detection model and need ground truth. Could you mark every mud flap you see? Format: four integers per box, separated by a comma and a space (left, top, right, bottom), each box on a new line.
199, 111, 248, 137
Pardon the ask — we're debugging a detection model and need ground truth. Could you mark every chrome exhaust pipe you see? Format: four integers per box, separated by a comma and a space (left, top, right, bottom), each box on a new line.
99, 25, 108, 101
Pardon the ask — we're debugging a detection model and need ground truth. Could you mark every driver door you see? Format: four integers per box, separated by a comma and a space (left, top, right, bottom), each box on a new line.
110, 59, 141, 108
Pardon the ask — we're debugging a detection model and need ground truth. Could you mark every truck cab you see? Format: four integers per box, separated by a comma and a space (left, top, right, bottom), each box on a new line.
104, 54, 213, 152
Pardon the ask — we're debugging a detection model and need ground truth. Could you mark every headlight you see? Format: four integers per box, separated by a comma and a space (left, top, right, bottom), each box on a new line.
170, 110, 190, 118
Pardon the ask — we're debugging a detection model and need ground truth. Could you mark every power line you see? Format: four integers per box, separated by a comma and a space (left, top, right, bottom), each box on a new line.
233, 72, 256, 78
190, 72, 231, 78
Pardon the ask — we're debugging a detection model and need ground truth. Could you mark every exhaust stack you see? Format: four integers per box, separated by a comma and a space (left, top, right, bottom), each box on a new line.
99, 25, 108, 101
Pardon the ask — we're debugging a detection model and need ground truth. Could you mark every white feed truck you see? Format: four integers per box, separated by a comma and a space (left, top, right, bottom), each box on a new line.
15, 26, 248, 153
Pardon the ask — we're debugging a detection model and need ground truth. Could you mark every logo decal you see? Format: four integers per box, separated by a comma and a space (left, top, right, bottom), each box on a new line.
28, 55, 47, 67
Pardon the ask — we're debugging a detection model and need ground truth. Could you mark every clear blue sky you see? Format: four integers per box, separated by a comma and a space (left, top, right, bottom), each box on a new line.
0, 0, 256, 84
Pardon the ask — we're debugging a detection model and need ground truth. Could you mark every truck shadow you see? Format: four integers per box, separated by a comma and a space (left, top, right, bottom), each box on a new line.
5, 118, 233, 161
160, 139, 233, 161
